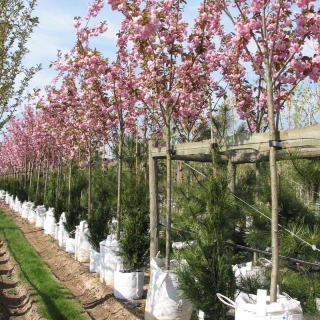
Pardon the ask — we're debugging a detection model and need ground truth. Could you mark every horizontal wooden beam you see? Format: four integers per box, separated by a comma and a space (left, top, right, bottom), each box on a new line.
154, 147, 320, 164
150, 126, 320, 163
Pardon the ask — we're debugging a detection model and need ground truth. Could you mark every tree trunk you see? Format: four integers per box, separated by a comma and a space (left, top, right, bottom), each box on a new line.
165, 117, 172, 270
266, 66, 279, 303
68, 161, 72, 213
56, 157, 62, 210
44, 160, 49, 204
116, 133, 123, 240
149, 140, 159, 261
88, 150, 92, 217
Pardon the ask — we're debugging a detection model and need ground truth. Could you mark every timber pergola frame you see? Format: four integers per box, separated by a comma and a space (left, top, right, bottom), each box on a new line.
148, 125, 320, 260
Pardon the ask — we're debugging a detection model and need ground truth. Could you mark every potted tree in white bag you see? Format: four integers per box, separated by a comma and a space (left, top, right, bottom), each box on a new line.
114, 171, 149, 300
173, 164, 238, 320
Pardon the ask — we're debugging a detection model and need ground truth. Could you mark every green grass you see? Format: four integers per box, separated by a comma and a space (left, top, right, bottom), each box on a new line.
0, 209, 87, 320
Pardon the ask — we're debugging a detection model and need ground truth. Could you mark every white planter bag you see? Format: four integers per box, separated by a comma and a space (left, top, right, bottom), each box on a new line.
57, 213, 67, 248
15, 200, 21, 213
27, 203, 36, 224
104, 235, 120, 286
5, 192, 10, 205
44, 208, 56, 235
13, 197, 20, 212
0, 190, 6, 201
66, 237, 75, 254
9, 196, 15, 210
21, 201, 31, 219
90, 249, 101, 273
54, 223, 59, 241
217, 289, 303, 320
114, 269, 144, 300
35, 205, 46, 228
100, 240, 107, 283
99, 235, 120, 285
145, 254, 193, 320
75, 221, 91, 263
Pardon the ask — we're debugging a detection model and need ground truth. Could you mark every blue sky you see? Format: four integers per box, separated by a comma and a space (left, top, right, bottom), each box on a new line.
25, 0, 202, 95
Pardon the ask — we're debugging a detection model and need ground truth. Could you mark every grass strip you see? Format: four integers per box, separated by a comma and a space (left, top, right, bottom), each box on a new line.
0, 209, 87, 320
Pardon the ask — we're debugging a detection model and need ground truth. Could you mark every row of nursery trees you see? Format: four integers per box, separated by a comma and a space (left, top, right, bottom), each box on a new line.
1, 0, 320, 317
2, 134, 320, 318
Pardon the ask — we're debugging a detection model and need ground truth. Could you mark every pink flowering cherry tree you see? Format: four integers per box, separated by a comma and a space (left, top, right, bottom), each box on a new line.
107, 0, 219, 267
204, 0, 320, 300
40, 0, 111, 216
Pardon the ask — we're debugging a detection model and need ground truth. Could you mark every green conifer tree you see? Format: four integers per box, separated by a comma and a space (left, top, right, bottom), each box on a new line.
173, 163, 238, 319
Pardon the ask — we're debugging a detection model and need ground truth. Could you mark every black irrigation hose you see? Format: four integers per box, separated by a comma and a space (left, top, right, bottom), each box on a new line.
227, 242, 320, 269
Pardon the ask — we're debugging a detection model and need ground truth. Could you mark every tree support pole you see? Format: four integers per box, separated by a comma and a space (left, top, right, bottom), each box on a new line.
149, 140, 159, 261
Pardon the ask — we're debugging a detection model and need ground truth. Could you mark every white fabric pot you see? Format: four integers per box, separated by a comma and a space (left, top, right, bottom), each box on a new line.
145, 254, 193, 320
5, 192, 10, 205
90, 249, 101, 273
105, 235, 119, 286
21, 202, 31, 219
74, 221, 91, 263
99, 235, 120, 286
99, 240, 107, 283
114, 270, 144, 300
35, 205, 46, 228
217, 290, 303, 320
54, 223, 59, 241
66, 237, 75, 254
15, 200, 21, 213
27, 204, 36, 224
44, 208, 56, 235
57, 213, 67, 247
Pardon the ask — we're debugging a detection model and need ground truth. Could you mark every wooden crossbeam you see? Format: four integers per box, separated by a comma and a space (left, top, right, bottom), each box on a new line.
150, 125, 320, 162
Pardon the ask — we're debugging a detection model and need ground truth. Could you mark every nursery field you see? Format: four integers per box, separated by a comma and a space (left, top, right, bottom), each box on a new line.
0, 204, 146, 320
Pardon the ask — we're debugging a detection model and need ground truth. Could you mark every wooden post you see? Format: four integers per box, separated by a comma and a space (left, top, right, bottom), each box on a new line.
149, 140, 159, 261
228, 160, 236, 193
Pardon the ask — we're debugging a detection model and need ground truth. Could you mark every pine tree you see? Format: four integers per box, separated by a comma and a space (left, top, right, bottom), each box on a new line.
173, 163, 238, 319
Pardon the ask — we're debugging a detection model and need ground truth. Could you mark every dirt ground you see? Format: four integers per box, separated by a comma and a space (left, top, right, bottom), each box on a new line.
0, 240, 41, 320
0, 203, 146, 320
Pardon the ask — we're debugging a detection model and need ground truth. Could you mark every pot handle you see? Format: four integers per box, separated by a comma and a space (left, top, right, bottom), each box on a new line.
216, 293, 236, 309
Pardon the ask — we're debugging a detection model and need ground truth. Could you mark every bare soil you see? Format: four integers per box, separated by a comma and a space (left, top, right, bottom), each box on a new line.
0, 203, 145, 320
0, 240, 41, 320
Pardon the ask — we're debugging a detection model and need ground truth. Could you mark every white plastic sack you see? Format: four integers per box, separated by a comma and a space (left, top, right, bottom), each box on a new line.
0, 190, 6, 201
90, 249, 101, 273
99, 235, 120, 286
57, 213, 67, 247
233, 259, 271, 287
114, 269, 144, 300
5, 192, 10, 205
145, 254, 193, 320
27, 203, 36, 224
44, 207, 56, 235
21, 201, 31, 219
66, 237, 75, 254
54, 223, 59, 241
75, 221, 91, 263
35, 205, 46, 228
9, 196, 15, 210
217, 289, 303, 320
14, 200, 21, 213
13, 197, 20, 212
